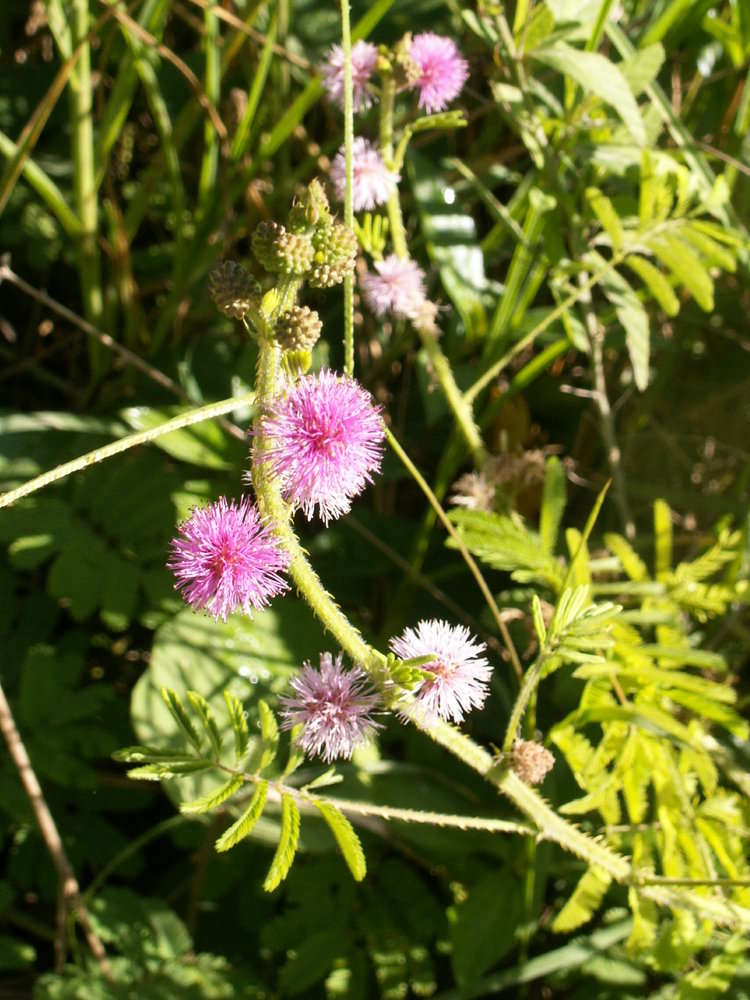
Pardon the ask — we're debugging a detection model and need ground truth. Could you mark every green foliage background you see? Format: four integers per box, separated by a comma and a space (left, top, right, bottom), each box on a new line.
1, 0, 749, 995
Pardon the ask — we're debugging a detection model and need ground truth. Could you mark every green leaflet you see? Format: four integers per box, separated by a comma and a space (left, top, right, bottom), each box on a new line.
180, 775, 244, 815
314, 801, 366, 881
223, 690, 249, 764
161, 688, 203, 753
540, 456, 567, 555
553, 866, 613, 933
215, 780, 268, 853
187, 691, 223, 759
263, 794, 300, 892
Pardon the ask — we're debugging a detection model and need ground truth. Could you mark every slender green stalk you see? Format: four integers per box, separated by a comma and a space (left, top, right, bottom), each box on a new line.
502, 658, 546, 751
0, 395, 254, 510
385, 427, 523, 683
197, 0, 220, 215
420, 333, 488, 466
464, 251, 627, 404
69, 0, 103, 363
340, 0, 355, 376
0, 130, 81, 237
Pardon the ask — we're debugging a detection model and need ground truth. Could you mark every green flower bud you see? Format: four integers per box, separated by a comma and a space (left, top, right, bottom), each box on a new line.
308, 221, 357, 287
276, 305, 323, 352
288, 178, 331, 232
251, 221, 314, 276
208, 261, 260, 319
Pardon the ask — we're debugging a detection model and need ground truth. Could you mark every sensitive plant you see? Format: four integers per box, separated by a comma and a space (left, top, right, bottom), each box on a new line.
1, 1, 749, 997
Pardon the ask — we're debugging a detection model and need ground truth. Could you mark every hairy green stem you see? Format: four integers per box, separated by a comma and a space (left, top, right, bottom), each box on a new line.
0, 395, 254, 510
503, 658, 546, 751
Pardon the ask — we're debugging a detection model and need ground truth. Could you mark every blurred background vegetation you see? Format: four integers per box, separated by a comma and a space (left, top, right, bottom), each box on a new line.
0, 0, 749, 995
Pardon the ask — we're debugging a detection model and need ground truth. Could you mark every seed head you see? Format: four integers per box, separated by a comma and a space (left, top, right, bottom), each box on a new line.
511, 740, 555, 785
276, 305, 323, 352
208, 261, 260, 319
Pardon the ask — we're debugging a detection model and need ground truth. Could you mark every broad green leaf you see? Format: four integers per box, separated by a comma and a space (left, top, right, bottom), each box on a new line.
540, 456, 567, 554
624, 255, 680, 316
180, 774, 244, 814
619, 43, 665, 96
450, 871, 523, 985
532, 42, 646, 145
553, 866, 612, 932
122, 406, 246, 469
410, 151, 487, 339
263, 794, 300, 892
215, 780, 268, 852
314, 801, 367, 881
647, 234, 714, 311
132, 603, 324, 804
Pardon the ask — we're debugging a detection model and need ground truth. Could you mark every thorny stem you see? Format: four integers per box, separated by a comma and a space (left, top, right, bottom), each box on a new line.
502, 656, 547, 752
579, 272, 636, 540
0, 394, 254, 510
0, 680, 112, 977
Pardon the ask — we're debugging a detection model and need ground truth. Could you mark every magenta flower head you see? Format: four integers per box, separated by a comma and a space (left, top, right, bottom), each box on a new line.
389, 619, 491, 724
255, 370, 385, 524
330, 137, 398, 212
168, 496, 290, 622
280, 652, 381, 763
361, 254, 427, 320
320, 40, 379, 112
410, 33, 469, 113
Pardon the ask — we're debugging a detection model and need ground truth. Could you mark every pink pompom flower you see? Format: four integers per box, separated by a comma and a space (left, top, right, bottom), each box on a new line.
330, 137, 398, 212
168, 496, 290, 622
255, 370, 385, 524
320, 40, 379, 112
389, 619, 491, 724
280, 652, 382, 763
410, 33, 469, 113
361, 254, 427, 320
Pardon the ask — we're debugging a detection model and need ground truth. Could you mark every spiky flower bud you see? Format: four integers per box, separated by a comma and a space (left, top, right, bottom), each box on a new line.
511, 740, 554, 785
251, 221, 314, 276
288, 179, 331, 232
308, 221, 357, 288
208, 261, 260, 319
276, 305, 322, 352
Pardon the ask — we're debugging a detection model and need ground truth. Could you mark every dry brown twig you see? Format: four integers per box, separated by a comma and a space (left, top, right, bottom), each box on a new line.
0, 680, 112, 978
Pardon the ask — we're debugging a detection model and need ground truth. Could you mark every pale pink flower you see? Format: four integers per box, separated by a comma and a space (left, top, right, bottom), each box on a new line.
360, 255, 427, 319
168, 496, 290, 622
254, 370, 385, 523
330, 137, 398, 212
320, 40, 379, 112
389, 619, 491, 724
280, 652, 381, 762
410, 33, 469, 113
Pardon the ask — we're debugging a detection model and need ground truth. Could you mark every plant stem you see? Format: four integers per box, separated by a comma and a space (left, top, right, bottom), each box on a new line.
579, 272, 635, 539
385, 427, 523, 683
251, 337, 386, 679
0, 681, 111, 977
340, 0, 355, 376
0, 394, 254, 510
69, 0, 103, 371
502, 657, 546, 751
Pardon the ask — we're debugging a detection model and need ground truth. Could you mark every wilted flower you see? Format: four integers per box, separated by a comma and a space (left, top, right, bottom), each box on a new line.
320, 40, 379, 112
255, 370, 385, 523
360, 254, 427, 320
410, 33, 469, 113
511, 740, 555, 784
168, 496, 290, 622
280, 652, 381, 762
330, 137, 398, 212
390, 619, 491, 723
